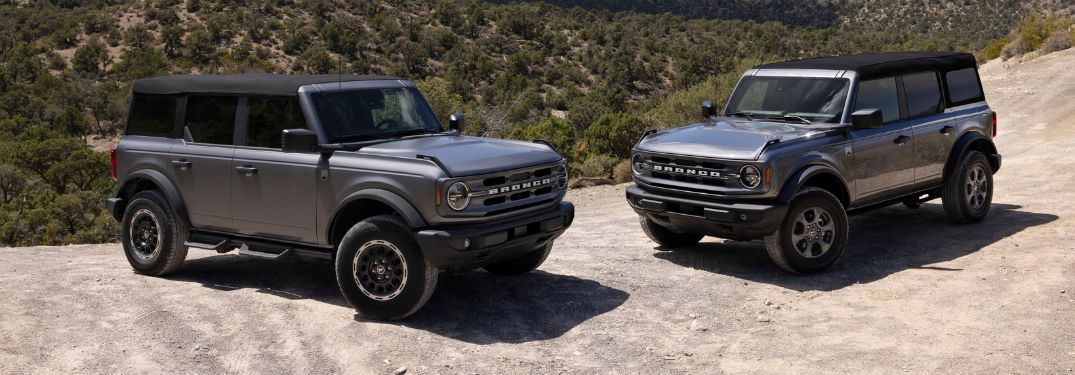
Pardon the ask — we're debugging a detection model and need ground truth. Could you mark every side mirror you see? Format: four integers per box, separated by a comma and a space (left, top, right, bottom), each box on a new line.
851, 109, 884, 129
701, 100, 716, 119
448, 113, 465, 133
281, 128, 319, 153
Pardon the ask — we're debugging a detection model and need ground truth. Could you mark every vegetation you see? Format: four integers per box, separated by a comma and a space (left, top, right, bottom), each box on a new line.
0, 0, 1071, 246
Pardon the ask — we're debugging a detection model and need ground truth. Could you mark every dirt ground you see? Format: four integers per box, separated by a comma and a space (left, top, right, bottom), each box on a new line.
3, 50, 1075, 374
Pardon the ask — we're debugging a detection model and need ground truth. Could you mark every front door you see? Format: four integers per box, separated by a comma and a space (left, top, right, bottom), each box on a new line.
169, 95, 239, 232
850, 77, 916, 200
230, 96, 319, 243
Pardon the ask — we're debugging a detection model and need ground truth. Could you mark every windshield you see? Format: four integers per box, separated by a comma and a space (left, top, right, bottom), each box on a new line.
312, 87, 443, 143
724, 76, 850, 124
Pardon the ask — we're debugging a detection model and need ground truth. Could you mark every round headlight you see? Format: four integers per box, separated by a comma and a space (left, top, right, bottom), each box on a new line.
739, 165, 762, 189
558, 165, 568, 189
632, 154, 645, 175
446, 182, 470, 211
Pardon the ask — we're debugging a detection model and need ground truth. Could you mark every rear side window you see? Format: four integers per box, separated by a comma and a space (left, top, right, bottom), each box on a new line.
855, 77, 900, 123
902, 71, 943, 118
126, 95, 177, 136
246, 97, 307, 149
184, 96, 237, 145
945, 68, 984, 105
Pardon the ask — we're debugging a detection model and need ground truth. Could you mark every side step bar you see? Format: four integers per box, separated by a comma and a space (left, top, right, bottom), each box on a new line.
185, 231, 333, 260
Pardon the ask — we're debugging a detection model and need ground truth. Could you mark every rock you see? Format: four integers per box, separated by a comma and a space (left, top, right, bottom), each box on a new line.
764, 300, 772, 306
392, 366, 407, 375
689, 319, 707, 331
1061, 290, 1066, 294
756, 315, 771, 323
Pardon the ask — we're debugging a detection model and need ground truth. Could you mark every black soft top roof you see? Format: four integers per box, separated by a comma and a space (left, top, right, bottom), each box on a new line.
132, 74, 403, 96
753, 51, 977, 80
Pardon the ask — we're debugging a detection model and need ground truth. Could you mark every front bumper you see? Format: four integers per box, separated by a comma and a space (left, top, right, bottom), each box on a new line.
415, 201, 574, 271
626, 184, 787, 240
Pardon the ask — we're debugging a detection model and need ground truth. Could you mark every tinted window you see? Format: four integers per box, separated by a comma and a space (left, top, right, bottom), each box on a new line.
247, 97, 306, 148
855, 77, 900, 123
724, 76, 849, 123
946, 68, 984, 105
903, 71, 943, 118
184, 96, 237, 145
126, 95, 177, 136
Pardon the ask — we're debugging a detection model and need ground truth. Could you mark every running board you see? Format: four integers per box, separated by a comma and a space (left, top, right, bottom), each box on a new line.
185, 230, 334, 260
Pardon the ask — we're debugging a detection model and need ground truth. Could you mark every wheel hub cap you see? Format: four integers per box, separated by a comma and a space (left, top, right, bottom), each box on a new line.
128, 209, 161, 260
352, 240, 408, 301
965, 165, 989, 210
790, 206, 836, 259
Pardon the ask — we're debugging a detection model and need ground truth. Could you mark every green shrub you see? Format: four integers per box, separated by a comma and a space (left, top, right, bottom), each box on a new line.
572, 154, 618, 179
583, 113, 649, 159
612, 159, 633, 183
509, 117, 576, 157
980, 37, 1010, 61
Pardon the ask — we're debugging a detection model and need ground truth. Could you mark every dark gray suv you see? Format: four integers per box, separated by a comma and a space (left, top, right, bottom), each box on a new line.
627, 52, 1000, 273
108, 74, 573, 320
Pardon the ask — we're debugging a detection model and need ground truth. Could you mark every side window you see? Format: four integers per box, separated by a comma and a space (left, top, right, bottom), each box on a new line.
126, 94, 177, 136
246, 97, 306, 149
902, 71, 943, 118
184, 96, 237, 145
855, 77, 900, 123
945, 68, 984, 105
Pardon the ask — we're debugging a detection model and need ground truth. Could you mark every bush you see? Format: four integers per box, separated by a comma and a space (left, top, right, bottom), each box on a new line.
1039, 32, 1073, 54
509, 117, 576, 157
980, 37, 1010, 61
572, 154, 618, 178
72, 39, 109, 76
612, 159, 633, 183
583, 113, 649, 159
1001, 37, 1027, 60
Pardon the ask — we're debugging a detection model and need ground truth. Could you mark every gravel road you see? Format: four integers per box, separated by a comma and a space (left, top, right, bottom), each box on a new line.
3, 50, 1075, 374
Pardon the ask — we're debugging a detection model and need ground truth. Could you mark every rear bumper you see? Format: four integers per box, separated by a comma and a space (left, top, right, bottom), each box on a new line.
626, 184, 786, 240
107, 198, 124, 222
415, 201, 574, 271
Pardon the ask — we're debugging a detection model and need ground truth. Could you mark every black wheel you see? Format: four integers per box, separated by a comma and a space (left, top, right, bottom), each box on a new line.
639, 215, 703, 248
120, 190, 188, 276
942, 150, 993, 224
335, 214, 438, 320
763, 187, 848, 274
483, 243, 553, 275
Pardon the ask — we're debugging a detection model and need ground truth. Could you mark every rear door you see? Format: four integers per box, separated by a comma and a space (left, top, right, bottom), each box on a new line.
230, 96, 320, 243
850, 76, 916, 200
168, 95, 238, 232
904, 70, 957, 184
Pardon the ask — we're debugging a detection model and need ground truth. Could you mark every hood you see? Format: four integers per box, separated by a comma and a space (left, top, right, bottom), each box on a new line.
358, 135, 563, 177
635, 119, 831, 160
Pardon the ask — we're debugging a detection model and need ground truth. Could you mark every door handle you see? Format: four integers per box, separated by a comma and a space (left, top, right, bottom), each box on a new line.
236, 166, 259, 176
171, 160, 191, 170
893, 135, 911, 145
940, 125, 954, 135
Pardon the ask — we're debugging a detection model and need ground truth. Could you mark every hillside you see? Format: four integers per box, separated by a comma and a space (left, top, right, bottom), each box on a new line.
0, 0, 1073, 246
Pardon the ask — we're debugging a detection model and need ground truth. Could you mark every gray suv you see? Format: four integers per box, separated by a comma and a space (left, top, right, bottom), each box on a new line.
627, 52, 1000, 273
108, 74, 573, 320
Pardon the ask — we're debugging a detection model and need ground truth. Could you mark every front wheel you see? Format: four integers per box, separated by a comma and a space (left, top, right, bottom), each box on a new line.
763, 187, 849, 274
336, 215, 438, 321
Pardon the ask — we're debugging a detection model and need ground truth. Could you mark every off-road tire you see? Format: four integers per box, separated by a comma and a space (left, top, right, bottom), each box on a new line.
120, 190, 189, 276
763, 187, 849, 274
336, 214, 438, 321
483, 243, 553, 275
942, 150, 993, 224
639, 215, 704, 248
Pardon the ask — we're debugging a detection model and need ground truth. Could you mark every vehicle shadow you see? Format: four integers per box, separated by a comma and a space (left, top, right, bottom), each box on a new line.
167, 255, 629, 344
387, 270, 629, 345
652, 203, 1058, 292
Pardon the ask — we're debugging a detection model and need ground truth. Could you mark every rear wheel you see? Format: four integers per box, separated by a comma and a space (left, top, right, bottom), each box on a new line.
639, 215, 703, 248
942, 150, 993, 223
763, 187, 848, 274
120, 190, 188, 276
483, 243, 553, 275
336, 214, 438, 320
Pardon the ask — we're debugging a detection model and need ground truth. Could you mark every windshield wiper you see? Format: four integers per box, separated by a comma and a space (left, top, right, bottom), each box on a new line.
779, 114, 813, 125
389, 128, 441, 139
724, 112, 754, 120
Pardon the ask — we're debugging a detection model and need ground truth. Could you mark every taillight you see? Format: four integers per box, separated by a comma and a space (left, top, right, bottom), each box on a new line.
991, 111, 997, 138
110, 148, 117, 181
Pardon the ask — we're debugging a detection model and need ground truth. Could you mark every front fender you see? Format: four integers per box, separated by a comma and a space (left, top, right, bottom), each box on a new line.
331, 188, 428, 230
113, 169, 191, 226
776, 164, 850, 204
